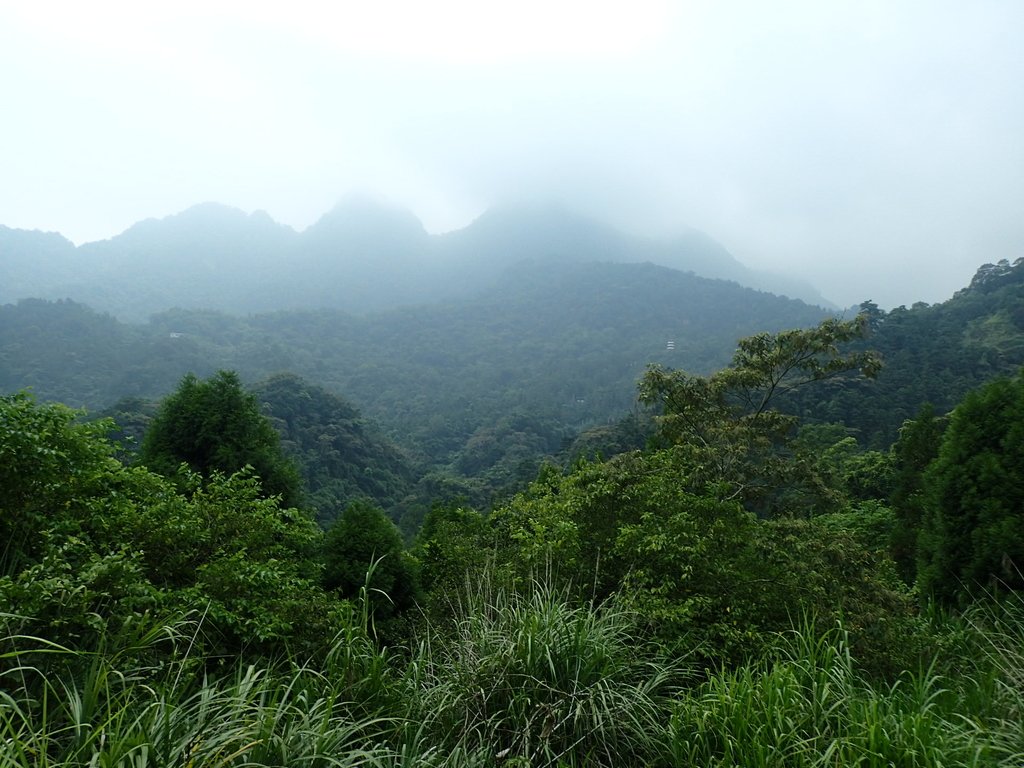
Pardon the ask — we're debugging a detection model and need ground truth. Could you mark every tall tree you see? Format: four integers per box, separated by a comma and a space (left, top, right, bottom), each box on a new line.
139, 370, 301, 507
637, 316, 881, 517
0, 392, 116, 575
889, 404, 945, 584
918, 374, 1024, 603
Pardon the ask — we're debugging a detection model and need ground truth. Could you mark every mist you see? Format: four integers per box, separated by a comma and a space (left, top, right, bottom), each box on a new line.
2, 1, 1022, 308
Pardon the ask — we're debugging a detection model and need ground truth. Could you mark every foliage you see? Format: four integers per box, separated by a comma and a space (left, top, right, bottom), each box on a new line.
5, 377, 1024, 765
918, 373, 1024, 604
5, 258, 1024, 505
120, 469, 336, 657
323, 501, 420, 638
0, 392, 118, 575
793, 424, 895, 503
639, 315, 881, 517
412, 576, 684, 767
560, 409, 653, 465
668, 618, 1007, 768
3, 597, 1021, 767
890, 404, 946, 583
812, 499, 897, 556
254, 372, 416, 526
414, 503, 494, 624
1, 256, 829, 506
494, 448, 918, 674
0, 618, 402, 768
787, 262, 1024, 447
139, 370, 302, 507
0, 390, 339, 660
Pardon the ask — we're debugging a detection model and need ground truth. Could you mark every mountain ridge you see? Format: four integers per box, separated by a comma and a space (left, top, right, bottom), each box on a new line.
0, 200, 834, 318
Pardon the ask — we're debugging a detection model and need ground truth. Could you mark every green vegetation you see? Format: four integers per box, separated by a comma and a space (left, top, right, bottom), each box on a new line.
0, 259, 830, 527
639, 315, 881, 518
4, 266, 1024, 763
786, 258, 1024, 446
254, 373, 416, 527
918, 371, 1024, 604
139, 370, 303, 507
324, 500, 420, 641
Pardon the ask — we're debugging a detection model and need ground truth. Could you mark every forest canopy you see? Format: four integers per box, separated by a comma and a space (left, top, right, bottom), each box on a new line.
2, 263, 1024, 765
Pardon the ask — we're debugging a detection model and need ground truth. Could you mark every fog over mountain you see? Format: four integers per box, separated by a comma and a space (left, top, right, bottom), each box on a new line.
3, 2, 1022, 310
0, 200, 832, 321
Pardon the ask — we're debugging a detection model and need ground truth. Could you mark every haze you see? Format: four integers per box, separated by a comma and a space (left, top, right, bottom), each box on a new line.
2, 0, 1022, 309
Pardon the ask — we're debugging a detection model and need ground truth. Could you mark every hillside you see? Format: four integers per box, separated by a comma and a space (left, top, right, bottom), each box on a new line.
5, 257, 1023, 508
786, 258, 1024, 446
0, 260, 828, 515
0, 200, 831, 319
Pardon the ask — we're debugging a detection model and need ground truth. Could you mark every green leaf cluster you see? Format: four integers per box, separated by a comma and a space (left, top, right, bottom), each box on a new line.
918, 372, 1024, 603
638, 316, 880, 518
139, 370, 302, 508
0, 391, 340, 660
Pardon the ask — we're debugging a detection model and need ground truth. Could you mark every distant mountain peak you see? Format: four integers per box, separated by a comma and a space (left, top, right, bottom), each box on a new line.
308, 196, 428, 239
1, 198, 834, 318
108, 202, 294, 247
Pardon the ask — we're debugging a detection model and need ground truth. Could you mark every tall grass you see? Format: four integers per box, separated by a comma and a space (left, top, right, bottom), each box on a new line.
667, 614, 1024, 767
410, 576, 686, 766
0, 611, 399, 767
3, 583, 1023, 766
961, 592, 1024, 765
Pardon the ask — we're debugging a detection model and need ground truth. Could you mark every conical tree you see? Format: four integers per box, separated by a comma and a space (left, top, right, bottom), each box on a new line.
140, 370, 302, 507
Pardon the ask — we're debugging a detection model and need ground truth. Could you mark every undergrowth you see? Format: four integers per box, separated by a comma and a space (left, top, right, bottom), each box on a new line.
1, 586, 1021, 766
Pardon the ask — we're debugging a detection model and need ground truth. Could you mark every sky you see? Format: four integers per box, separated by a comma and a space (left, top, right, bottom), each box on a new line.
2, 1, 1022, 308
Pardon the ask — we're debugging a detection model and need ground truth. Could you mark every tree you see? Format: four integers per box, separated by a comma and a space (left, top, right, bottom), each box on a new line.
493, 448, 916, 672
139, 370, 301, 507
889, 404, 945, 584
0, 391, 336, 659
253, 372, 415, 527
323, 501, 419, 635
637, 316, 881, 517
918, 374, 1024, 603
0, 392, 119, 575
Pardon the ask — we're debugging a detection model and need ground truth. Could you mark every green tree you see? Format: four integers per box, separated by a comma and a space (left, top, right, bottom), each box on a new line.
0, 392, 162, 651
918, 374, 1024, 603
139, 370, 301, 507
253, 372, 415, 527
493, 448, 916, 673
323, 501, 419, 634
890, 404, 945, 584
638, 316, 881, 517
0, 392, 118, 574
0, 391, 335, 659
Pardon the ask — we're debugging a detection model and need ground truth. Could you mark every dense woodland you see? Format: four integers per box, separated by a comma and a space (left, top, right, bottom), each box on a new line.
2, 244, 1024, 764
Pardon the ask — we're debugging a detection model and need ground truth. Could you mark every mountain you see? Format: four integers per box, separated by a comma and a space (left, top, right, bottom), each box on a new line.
69, 203, 298, 317
1, 200, 832, 320
290, 199, 432, 310
0, 258, 829, 514
6, 257, 1020, 523
253, 373, 417, 526
0, 226, 80, 300
784, 258, 1024, 447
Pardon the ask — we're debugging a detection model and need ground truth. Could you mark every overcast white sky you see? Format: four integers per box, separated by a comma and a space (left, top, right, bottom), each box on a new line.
2, 1, 1022, 307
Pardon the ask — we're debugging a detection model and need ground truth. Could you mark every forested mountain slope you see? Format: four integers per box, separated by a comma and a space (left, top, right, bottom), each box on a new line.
253, 373, 417, 525
0, 261, 828, 511
5, 257, 1021, 507
0, 200, 830, 319
786, 258, 1024, 446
